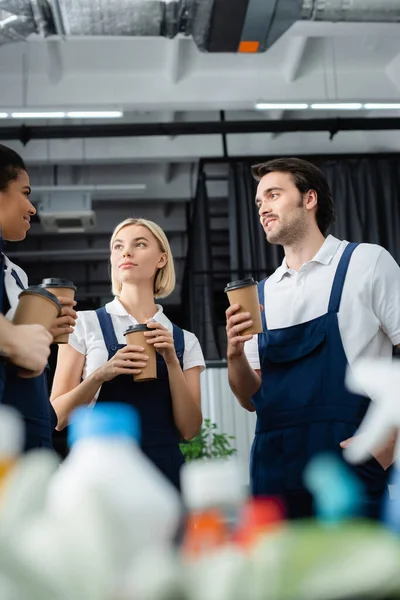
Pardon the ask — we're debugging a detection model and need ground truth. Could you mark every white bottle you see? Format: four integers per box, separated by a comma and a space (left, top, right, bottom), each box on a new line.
46, 403, 182, 576
181, 458, 247, 525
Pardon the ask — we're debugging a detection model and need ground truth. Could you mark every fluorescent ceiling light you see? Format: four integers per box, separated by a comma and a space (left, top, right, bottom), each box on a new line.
0, 113, 8, 118
11, 112, 66, 119
66, 111, 123, 118
311, 103, 362, 110
255, 103, 308, 110
364, 103, 400, 110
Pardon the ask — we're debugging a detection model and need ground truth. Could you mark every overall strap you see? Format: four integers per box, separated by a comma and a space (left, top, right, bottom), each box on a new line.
172, 323, 185, 366
95, 307, 119, 354
328, 242, 359, 314
258, 279, 267, 331
10, 268, 25, 290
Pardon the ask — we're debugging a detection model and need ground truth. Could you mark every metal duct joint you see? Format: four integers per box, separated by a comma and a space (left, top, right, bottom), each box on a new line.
301, 0, 400, 22
0, 0, 54, 44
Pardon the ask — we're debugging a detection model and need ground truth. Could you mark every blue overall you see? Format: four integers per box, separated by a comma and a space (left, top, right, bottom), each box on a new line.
1, 266, 57, 450
251, 242, 388, 519
95, 307, 185, 490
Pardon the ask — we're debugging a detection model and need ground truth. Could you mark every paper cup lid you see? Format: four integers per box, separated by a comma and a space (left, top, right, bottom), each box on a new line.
40, 278, 77, 291
124, 324, 150, 336
224, 277, 258, 293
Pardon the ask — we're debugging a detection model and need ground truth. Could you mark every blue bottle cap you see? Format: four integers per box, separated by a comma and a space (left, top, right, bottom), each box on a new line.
304, 452, 363, 523
68, 403, 140, 447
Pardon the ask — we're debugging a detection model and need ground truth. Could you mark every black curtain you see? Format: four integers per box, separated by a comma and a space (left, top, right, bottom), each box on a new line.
183, 172, 220, 360
228, 156, 400, 272
321, 157, 400, 261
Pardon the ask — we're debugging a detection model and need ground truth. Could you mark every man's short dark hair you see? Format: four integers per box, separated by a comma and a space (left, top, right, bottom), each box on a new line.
251, 157, 335, 235
0, 144, 26, 192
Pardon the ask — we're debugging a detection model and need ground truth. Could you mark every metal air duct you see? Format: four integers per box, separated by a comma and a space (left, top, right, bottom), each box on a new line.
301, 0, 400, 22
0, 0, 399, 52
0, 0, 54, 44
53, 0, 203, 38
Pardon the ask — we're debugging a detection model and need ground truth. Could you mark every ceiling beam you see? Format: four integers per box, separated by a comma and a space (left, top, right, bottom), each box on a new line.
165, 38, 184, 84
282, 36, 308, 83
4, 117, 400, 143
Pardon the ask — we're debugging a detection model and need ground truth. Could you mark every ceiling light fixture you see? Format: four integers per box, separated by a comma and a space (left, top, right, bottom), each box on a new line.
364, 103, 400, 110
66, 111, 123, 118
255, 103, 309, 110
11, 112, 66, 119
310, 103, 363, 110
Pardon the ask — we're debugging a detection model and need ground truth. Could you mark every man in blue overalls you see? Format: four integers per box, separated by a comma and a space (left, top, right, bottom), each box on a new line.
226, 157, 400, 519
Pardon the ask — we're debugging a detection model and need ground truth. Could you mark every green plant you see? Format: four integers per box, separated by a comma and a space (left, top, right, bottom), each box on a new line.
180, 418, 237, 462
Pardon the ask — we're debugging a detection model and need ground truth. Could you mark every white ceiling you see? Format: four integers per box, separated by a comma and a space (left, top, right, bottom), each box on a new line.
0, 19, 400, 173
2, 17, 400, 304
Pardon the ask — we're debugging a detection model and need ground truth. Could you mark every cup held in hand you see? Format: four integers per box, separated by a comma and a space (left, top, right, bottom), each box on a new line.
124, 324, 157, 382
13, 286, 61, 331
39, 278, 77, 344
224, 278, 263, 335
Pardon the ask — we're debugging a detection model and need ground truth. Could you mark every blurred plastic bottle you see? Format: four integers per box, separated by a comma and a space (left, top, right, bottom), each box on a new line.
382, 464, 400, 533
304, 453, 363, 524
233, 497, 285, 549
0, 405, 24, 496
180, 459, 246, 558
46, 403, 182, 574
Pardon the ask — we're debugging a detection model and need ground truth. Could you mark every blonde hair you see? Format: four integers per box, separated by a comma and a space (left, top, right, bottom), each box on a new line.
110, 218, 176, 299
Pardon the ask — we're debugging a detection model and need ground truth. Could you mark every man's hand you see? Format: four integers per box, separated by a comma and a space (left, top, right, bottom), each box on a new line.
226, 304, 262, 359
340, 433, 396, 470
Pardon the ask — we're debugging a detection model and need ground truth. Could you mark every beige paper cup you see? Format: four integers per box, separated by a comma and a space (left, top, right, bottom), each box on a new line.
13, 287, 61, 331
124, 324, 157, 382
39, 278, 77, 343
224, 277, 263, 335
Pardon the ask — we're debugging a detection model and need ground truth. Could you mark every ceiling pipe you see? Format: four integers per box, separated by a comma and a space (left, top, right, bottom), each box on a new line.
2, 117, 400, 144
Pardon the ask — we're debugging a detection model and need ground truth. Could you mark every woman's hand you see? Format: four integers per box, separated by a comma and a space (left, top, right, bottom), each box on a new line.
144, 321, 177, 365
94, 345, 149, 383
50, 296, 78, 340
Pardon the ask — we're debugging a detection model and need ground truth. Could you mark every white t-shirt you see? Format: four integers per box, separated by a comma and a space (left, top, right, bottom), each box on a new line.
2, 255, 29, 319
244, 236, 400, 371
69, 297, 206, 383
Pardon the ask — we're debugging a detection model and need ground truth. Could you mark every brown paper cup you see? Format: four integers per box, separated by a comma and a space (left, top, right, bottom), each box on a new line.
225, 278, 263, 335
13, 288, 61, 331
39, 279, 77, 344
124, 326, 157, 382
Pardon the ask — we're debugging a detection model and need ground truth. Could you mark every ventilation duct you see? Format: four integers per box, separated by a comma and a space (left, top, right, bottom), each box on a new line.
301, 0, 400, 22
55, 0, 188, 38
0, 0, 54, 44
37, 190, 96, 233
0, 0, 399, 51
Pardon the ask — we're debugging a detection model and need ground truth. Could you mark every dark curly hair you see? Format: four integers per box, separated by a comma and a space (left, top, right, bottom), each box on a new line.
251, 157, 335, 235
0, 144, 26, 192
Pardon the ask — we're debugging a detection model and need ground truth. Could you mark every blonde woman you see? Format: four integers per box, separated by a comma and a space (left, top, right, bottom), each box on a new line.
51, 218, 205, 489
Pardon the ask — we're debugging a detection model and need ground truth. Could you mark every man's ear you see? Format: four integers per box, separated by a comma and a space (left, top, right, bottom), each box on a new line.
305, 189, 318, 212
